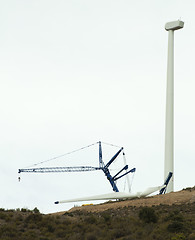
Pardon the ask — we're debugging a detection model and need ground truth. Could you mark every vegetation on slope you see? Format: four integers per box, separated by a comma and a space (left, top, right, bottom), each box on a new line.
0, 188, 194, 240
0, 203, 194, 240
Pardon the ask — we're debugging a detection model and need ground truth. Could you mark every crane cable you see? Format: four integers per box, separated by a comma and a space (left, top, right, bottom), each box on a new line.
101, 141, 121, 148
25, 142, 99, 168
25, 141, 122, 169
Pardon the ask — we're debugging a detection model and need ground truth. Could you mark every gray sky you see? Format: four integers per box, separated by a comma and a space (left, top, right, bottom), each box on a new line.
0, 0, 194, 213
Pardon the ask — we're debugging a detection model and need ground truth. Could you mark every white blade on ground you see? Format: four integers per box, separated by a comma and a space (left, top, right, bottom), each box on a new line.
55, 185, 165, 204
139, 185, 165, 197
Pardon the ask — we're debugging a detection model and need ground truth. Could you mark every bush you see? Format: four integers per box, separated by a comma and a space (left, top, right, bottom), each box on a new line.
167, 221, 185, 233
0, 225, 18, 238
166, 211, 184, 222
102, 213, 111, 223
84, 215, 97, 224
138, 207, 158, 223
0, 212, 7, 220
21, 208, 29, 212
171, 233, 186, 240
25, 213, 42, 223
32, 207, 40, 214
86, 233, 97, 240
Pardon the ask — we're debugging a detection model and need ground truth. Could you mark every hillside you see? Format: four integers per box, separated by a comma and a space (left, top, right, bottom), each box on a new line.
0, 187, 194, 240
64, 187, 195, 214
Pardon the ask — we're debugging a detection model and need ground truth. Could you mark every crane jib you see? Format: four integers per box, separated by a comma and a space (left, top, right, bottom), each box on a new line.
18, 166, 101, 173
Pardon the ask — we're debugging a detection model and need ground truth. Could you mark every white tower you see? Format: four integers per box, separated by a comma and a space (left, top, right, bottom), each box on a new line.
164, 20, 184, 193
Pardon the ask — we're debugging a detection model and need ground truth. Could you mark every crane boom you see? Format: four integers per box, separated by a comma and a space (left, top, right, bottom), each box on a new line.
18, 141, 136, 193
18, 166, 101, 173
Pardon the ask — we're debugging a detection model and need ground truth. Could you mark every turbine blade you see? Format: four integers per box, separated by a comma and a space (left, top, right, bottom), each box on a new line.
55, 192, 137, 204
139, 185, 165, 197
54, 185, 165, 204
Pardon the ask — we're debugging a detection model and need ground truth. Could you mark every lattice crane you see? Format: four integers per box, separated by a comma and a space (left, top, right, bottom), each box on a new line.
18, 141, 136, 192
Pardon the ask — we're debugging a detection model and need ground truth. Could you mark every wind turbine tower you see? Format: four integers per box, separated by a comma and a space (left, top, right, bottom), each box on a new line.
164, 20, 184, 193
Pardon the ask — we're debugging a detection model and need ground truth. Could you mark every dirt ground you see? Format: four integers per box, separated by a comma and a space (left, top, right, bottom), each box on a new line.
53, 188, 195, 215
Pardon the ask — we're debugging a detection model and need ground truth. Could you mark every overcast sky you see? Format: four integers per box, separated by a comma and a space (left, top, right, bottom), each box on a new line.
0, 0, 194, 213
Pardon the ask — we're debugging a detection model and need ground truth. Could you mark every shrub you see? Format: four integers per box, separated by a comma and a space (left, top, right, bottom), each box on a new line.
167, 221, 185, 233
25, 213, 42, 223
139, 207, 158, 223
102, 213, 111, 223
165, 211, 184, 222
47, 224, 55, 233
0, 225, 18, 238
86, 233, 97, 240
84, 215, 97, 224
188, 233, 195, 240
0, 212, 7, 220
171, 233, 186, 240
21, 208, 29, 212
32, 207, 40, 214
